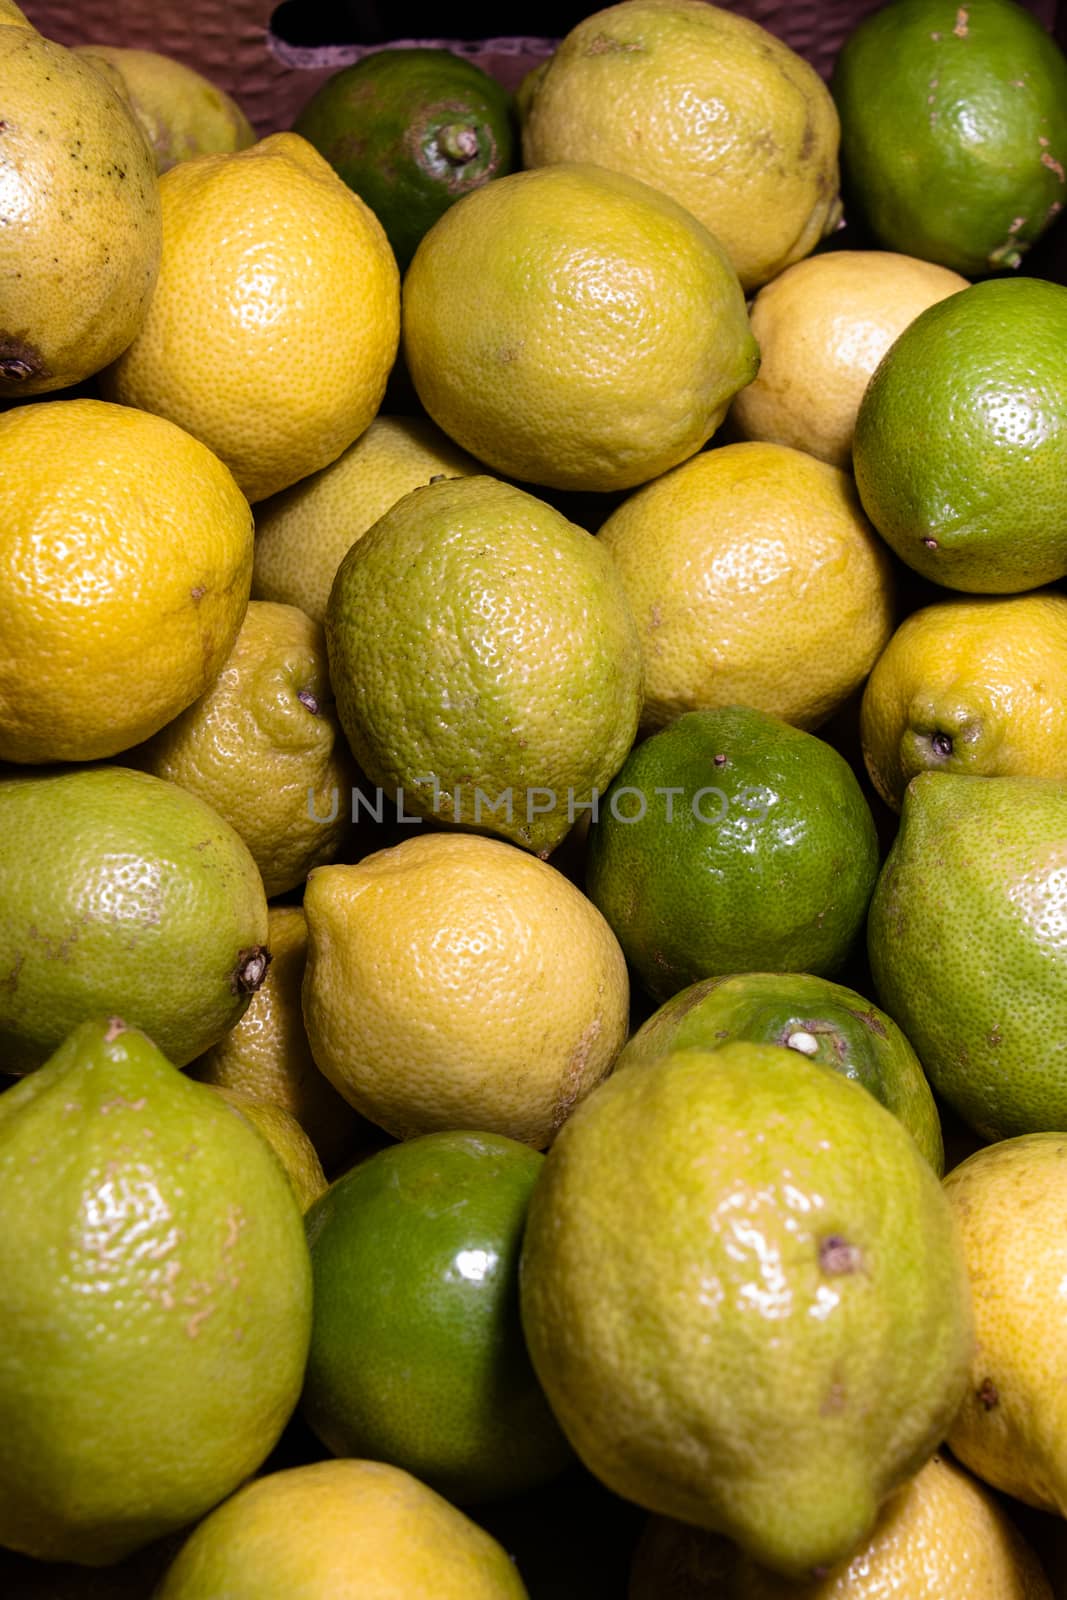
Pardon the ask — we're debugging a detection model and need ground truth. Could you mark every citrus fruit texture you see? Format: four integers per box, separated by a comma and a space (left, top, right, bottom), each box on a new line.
597, 441, 894, 733
945, 1133, 1067, 1517
729, 250, 968, 468
0, 1017, 312, 1566
191, 904, 366, 1174
211, 1086, 327, 1212
0, 765, 268, 1073
519, 0, 841, 292
831, 0, 1067, 276
301, 1131, 572, 1503
293, 47, 516, 270
252, 414, 480, 626
73, 45, 255, 172
852, 276, 1067, 592
325, 473, 643, 857
154, 1460, 530, 1599
868, 772, 1067, 1141
0, 12, 160, 396
519, 1042, 974, 1580
0, 398, 253, 765
103, 132, 400, 503
301, 833, 629, 1147
400, 162, 759, 493
133, 599, 358, 897
860, 590, 1067, 810
628, 1453, 1052, 1598
585, 706, 880, 1002
617, 970, 943, 1172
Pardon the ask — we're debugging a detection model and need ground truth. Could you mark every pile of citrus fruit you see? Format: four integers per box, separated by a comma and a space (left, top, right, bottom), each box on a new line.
4, 0, 1067, 1592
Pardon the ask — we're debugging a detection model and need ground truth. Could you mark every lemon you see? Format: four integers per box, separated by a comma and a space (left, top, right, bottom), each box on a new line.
103, 131, 400, 504
729, 250, 968, 468
133, 600, 357, 897
945, 1134, 1067, 1517
629, 1453, 1053, 1598
519, 0, 841, 293
853, 277, 1067, 593
831, 0, 1067, 276
252, 414, 480, 627
73, 46, 255, 172
0, 398, 253, 766
210, 1086, 327, 1212
191, 904, 367, 1174
597, 441, 894, 733
301, 832, 630, 1148
0, 766, 269, 1073
519, 1042, 974, 1579
0, 14, 161, 396
0, 1017, 311, 1566
867, 773, 1067, 1141
401, 162, 758, 494
860, 591, 1067, 810
154, 1459, 529, 1598
325, 473, 643, 857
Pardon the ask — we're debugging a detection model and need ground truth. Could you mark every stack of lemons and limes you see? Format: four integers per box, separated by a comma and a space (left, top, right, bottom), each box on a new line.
5, 0, 1067, 1591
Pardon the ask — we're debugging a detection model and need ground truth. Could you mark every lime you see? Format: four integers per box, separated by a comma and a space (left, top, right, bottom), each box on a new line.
831, 0, 1067, 276
300, 1131, 573, 1504
584, 706, 880, 1002
293, 48, 516, 271
852, 277, 1067, 592
617, 970, 943, 1172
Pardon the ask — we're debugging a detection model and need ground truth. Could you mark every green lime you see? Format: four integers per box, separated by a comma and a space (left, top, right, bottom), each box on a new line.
853, 277, 1067, 593
292, 48, 516, 271
584, 706, 880, 1002
618, 970, 943, 1171
831, 0, 1067, 276
300, 1130, 573, 1505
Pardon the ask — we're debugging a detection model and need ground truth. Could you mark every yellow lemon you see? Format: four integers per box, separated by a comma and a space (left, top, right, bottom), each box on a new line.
210, 1086, 327, 1213
0, 398, 253, 766
301, 832, 630, 1148
191, 904, 368, 1174
519, 0, 841, 292
252, 414, 480, 626
860, 591, 1067, 810
945, 1134, 1067, 1516
103, 132, 400, 503
154, 1460, 529, 1598
629, 1454, 1052, 1598
132, 600, 357, 897
401, 162, 759, 493
730, 250, 968, 468
597, 441, 895, 733
72, 46, 255, 172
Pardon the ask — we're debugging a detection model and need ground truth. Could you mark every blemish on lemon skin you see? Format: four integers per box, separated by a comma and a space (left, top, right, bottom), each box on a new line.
1041, 151, 1066, 183
953, 7, 969, 37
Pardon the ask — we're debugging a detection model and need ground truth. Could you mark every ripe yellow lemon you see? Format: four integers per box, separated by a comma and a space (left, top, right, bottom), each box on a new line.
191, 904, 368, 1174
401, 162, 759, 493
301, 832, 630, 1148
103, 132, 400, 504
860, 591, 1067, 811
597, 441, 895, 733
730, 250, 968, 468
252, 414, 480, 626
154, 1460, 530, 1598
629, 1453, 1053, 1598
133, 600, 357, 896
0, 398, 253, 766
519, 0, 841, 293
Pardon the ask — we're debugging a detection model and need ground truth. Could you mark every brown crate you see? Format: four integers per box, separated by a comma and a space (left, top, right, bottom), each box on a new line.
18, 0, 1062, 136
